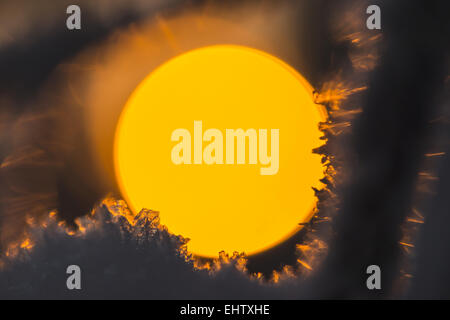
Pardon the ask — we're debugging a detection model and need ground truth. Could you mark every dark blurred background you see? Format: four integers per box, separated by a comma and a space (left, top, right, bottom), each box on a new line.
0, 0, 448, 298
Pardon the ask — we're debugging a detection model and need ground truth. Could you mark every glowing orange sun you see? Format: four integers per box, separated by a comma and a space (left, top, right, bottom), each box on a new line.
114, 45, 326, 257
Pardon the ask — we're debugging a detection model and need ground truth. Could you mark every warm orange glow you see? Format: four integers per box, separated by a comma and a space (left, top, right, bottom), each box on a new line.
114, 45, 326, 258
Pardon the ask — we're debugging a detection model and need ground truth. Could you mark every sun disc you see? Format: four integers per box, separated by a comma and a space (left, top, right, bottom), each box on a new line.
114, 45, 325, 257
